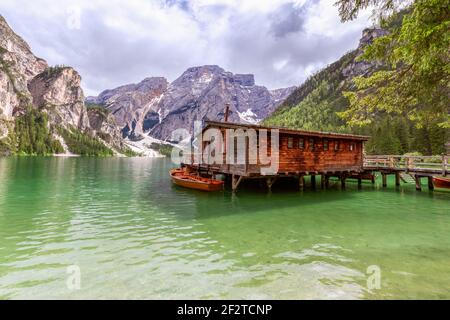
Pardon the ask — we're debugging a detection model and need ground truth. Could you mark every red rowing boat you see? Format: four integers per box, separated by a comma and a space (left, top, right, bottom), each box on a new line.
170, 168, 224, 192
433, 176, 450, 189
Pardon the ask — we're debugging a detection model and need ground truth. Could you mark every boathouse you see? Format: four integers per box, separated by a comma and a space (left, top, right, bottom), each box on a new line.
187, 121, 370, 191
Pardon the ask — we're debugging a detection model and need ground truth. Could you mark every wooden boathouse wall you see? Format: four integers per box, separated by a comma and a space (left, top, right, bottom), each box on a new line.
186, 121, 370, 191
191, 121, 368, 177
277, 132, 364, 173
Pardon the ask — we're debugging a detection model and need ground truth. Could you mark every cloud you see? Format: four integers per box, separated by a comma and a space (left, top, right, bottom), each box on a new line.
0, 0, 372, 96
269, 2, 309, 38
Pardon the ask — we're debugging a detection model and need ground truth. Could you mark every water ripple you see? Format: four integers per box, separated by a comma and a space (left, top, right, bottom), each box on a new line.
0, 157, 449, 299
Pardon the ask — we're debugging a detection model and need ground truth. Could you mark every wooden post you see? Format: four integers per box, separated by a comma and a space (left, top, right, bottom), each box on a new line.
325, 175, 330, 188
395, 171, 401, 187
357, 177, 362, 188
266, 177, 276, 192
443, 155, 448, 176
245, 136, 249, 175
320, 175, 325, 189
427, 176, 434, 191
340, 174, 346, 189
232, 174, 243, 192
382, 173, 387, 187
389, 156, 394, 168
311, 175, 316, 189
224, 103, 230, 122
415, 175, 422, 191
299, 175, 305, 191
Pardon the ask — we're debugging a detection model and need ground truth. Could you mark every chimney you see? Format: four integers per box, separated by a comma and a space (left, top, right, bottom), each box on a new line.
224, 103, 230, 122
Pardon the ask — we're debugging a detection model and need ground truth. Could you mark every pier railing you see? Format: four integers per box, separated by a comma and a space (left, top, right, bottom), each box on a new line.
364, 155, 449, 175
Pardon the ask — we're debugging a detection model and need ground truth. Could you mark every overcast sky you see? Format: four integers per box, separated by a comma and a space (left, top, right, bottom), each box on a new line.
0, 0, 372, 96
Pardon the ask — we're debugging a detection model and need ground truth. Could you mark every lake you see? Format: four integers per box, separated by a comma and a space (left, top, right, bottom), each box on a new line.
0, 157, 449, 299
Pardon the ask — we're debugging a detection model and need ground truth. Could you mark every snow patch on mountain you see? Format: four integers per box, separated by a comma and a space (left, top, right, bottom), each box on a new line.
237, 108, 260, 124
124, 135, 166, 157
199, 73, 213, 84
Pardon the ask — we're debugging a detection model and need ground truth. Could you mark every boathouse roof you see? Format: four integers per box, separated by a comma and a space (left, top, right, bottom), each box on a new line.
204, 121, 370, 141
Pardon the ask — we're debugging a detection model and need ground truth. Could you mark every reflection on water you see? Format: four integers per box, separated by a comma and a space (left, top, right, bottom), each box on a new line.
0, 157, 449, 299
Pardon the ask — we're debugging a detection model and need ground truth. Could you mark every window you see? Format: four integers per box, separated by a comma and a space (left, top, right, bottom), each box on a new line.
309, 138, 315, 151
349, 143, 354, 151
287, 137, 294, 149
334, 141, 340, 151
298, 138, 304, 149
323, 139, 329, 151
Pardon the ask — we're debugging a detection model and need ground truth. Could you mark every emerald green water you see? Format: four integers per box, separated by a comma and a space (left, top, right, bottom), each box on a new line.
0, 157, 449, 299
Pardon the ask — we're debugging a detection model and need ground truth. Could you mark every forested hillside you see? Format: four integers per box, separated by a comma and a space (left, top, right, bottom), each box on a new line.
265, 6, 448, 155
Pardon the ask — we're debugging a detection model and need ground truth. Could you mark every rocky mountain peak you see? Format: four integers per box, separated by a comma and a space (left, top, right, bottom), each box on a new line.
183, 65, 224, 76
342, 27, 389, 78
28, 66, 89, 130
138, 77, 168, 89
358, 27, 389, 48
86, 76, 169, 139
177, 65, 255, 87
0, 15, 47, 82
147, 65, 295, 140
171, 65, 224, 91
86, 76, 168, 105
1, 15, 48, 121
87, 65, 296, 141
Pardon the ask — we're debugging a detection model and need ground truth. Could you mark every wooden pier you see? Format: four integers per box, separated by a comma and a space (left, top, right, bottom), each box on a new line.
190, 155, 448, 192
363, 155, 449, 191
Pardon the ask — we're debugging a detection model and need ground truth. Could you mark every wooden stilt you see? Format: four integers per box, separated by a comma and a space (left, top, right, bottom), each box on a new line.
311, 175, 316, 189
415, 175, 422, 191
320, 175, 325, 189
266, 177, 276, 192
358, 178, 362, 188
298, 175, 305, 191
232, 174, 243, 192
340, 174, 346, 189
427, 176, 434, 190
382, 173, 387, 187
325, 175, 330, 188
395, 172, 401, 187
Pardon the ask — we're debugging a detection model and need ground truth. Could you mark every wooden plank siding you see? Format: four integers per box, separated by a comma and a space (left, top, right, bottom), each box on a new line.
277, 133, 364, 173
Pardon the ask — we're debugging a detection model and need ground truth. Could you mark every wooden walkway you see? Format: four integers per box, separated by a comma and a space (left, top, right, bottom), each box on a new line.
187, 155, 448, 192
363, 155, 449, 191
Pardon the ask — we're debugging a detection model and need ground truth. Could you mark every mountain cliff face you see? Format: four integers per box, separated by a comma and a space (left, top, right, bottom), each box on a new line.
341, 28, 388, 78
0, 15, 47, 143
0, 16, 47, 109
28, 67, 90, 130
86, 77, 168, 139
0, 15, 126, 156
87, 65, 295, 141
